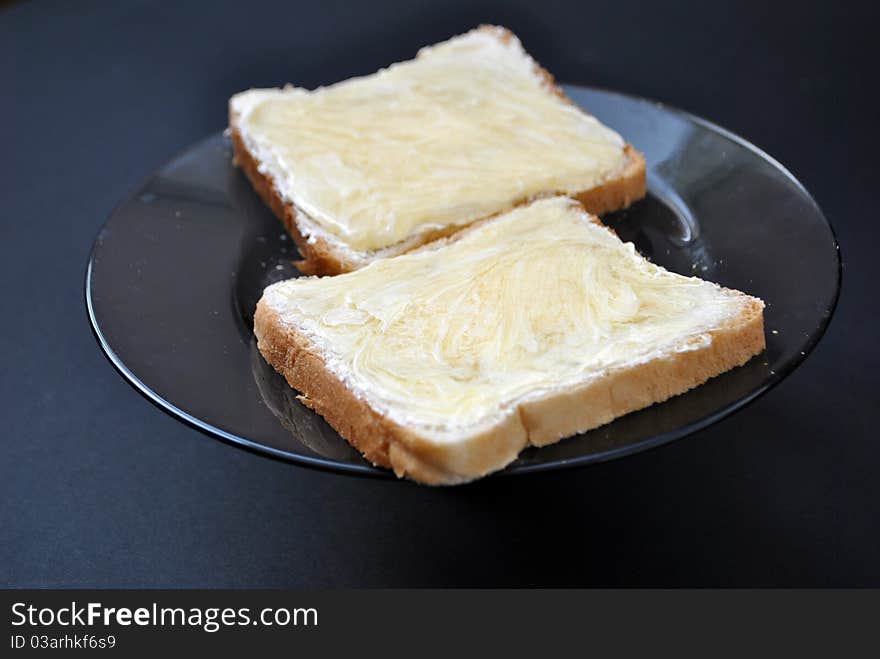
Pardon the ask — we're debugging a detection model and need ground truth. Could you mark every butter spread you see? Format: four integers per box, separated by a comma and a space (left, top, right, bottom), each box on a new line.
237, 29, 628, 252
262, 198, 755, 436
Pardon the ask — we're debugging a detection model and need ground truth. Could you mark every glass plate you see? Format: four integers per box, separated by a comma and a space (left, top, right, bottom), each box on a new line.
86, 86, 841, 478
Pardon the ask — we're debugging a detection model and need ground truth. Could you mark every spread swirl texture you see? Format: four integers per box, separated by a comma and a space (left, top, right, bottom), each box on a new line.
263, 198, 756, 434
236, 29, 628, 252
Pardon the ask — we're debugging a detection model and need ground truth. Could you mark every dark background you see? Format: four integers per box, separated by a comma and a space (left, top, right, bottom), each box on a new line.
2, 0, 877, 587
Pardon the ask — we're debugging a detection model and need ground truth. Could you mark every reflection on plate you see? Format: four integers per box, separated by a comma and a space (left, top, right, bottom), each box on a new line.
250, 339, 362, 462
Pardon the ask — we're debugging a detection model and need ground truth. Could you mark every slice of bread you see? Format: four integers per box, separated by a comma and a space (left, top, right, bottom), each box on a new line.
231, 25, 646, 275
254, 197, 765, 485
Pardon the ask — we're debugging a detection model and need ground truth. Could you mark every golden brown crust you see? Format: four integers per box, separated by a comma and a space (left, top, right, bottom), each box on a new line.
229, 26, 647, 276
575, 146, 646, 215
254, 283, 765, 485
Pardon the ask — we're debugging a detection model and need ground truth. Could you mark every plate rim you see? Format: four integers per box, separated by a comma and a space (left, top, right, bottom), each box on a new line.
84, 84, 843, 480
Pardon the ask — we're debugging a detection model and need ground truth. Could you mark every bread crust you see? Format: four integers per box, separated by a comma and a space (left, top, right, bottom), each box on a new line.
254, 289, 765, 485
230, 25, 647, 276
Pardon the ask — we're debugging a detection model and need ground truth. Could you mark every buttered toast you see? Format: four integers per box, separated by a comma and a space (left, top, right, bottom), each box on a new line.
254, 197, 765, 485
230, 25, 645, 275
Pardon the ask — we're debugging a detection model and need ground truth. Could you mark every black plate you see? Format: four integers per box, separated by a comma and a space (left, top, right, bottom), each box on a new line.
86, 86, 841, 479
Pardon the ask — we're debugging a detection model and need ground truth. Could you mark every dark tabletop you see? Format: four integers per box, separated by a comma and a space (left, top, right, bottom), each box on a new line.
3, 0, 877, 587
